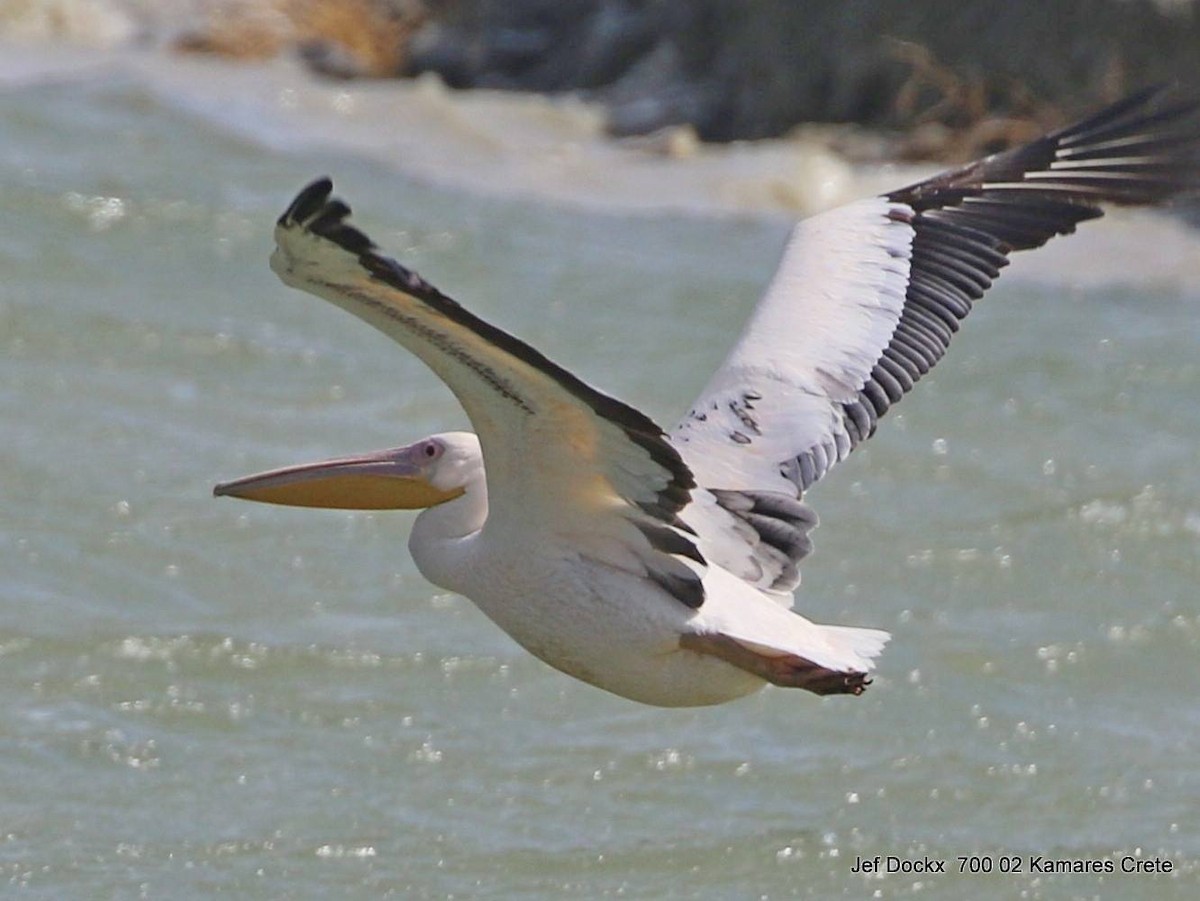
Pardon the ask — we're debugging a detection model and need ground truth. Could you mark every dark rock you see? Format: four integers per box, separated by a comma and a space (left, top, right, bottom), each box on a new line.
405, 0, 1200, 148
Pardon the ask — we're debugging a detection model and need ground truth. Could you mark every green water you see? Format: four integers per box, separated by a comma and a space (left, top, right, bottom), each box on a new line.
2, 49, 1199, 899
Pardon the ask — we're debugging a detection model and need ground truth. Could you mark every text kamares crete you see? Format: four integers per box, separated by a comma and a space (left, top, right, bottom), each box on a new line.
850, 854, 1173, 875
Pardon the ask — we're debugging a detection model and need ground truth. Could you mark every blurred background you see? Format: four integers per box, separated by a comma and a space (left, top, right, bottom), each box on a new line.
2, 2, 1199, 898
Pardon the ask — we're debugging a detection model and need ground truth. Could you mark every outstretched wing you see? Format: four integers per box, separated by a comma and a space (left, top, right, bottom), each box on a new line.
672, 85, 1200, 503
271, 179, 708, 609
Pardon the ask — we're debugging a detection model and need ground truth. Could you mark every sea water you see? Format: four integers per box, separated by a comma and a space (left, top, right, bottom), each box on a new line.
1, 41, 1199, 900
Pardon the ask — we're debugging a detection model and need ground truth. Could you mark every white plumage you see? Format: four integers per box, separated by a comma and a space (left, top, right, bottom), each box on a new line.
216, 87, 1199, 707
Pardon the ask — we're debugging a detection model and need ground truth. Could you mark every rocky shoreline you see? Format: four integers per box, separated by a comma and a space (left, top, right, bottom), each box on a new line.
168, 0, 1200, 161
5, 0, 1200, 164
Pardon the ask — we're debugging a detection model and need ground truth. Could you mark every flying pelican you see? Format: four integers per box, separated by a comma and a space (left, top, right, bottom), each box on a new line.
216, 86, 1199, 707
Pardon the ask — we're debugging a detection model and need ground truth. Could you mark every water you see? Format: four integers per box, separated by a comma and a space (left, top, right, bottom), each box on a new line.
2, 41, 1200, 900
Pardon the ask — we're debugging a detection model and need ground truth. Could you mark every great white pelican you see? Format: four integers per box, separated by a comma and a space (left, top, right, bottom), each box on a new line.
216, 86, 1199, 707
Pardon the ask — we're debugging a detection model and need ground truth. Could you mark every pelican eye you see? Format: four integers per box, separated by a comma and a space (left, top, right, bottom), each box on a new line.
420, 440, 443, 460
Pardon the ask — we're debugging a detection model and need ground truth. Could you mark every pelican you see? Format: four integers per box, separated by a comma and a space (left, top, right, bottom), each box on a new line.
216, 86, 1199, 707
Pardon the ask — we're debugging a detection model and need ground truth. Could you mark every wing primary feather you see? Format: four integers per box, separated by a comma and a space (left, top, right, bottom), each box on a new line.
902, 300, 958, 341
894, 318, 947, 364
877, 349, 918, 388
631, 520, 706, 566
907, 284, 965, 331
885, 329, 933, 373
868, 363, 905, 404
842, 401, 874, 442
282, 176, 335, 224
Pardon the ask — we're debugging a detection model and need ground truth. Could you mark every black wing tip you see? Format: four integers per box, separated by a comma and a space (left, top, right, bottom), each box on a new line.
1053, 82, 1199, 144
280, 179, 445, 297
281, 176, 334, 226
280, 176, 377, 257
889, 84, 1200, 209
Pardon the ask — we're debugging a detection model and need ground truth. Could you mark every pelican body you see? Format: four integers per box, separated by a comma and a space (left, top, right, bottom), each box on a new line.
216, 87, 1199, 707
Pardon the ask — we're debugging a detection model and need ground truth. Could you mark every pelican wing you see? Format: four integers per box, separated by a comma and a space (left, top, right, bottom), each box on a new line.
270, 179, 707, 609
672, 85, 1200, 503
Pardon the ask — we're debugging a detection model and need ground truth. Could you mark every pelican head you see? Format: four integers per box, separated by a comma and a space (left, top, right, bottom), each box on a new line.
214, 431, 483, 511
